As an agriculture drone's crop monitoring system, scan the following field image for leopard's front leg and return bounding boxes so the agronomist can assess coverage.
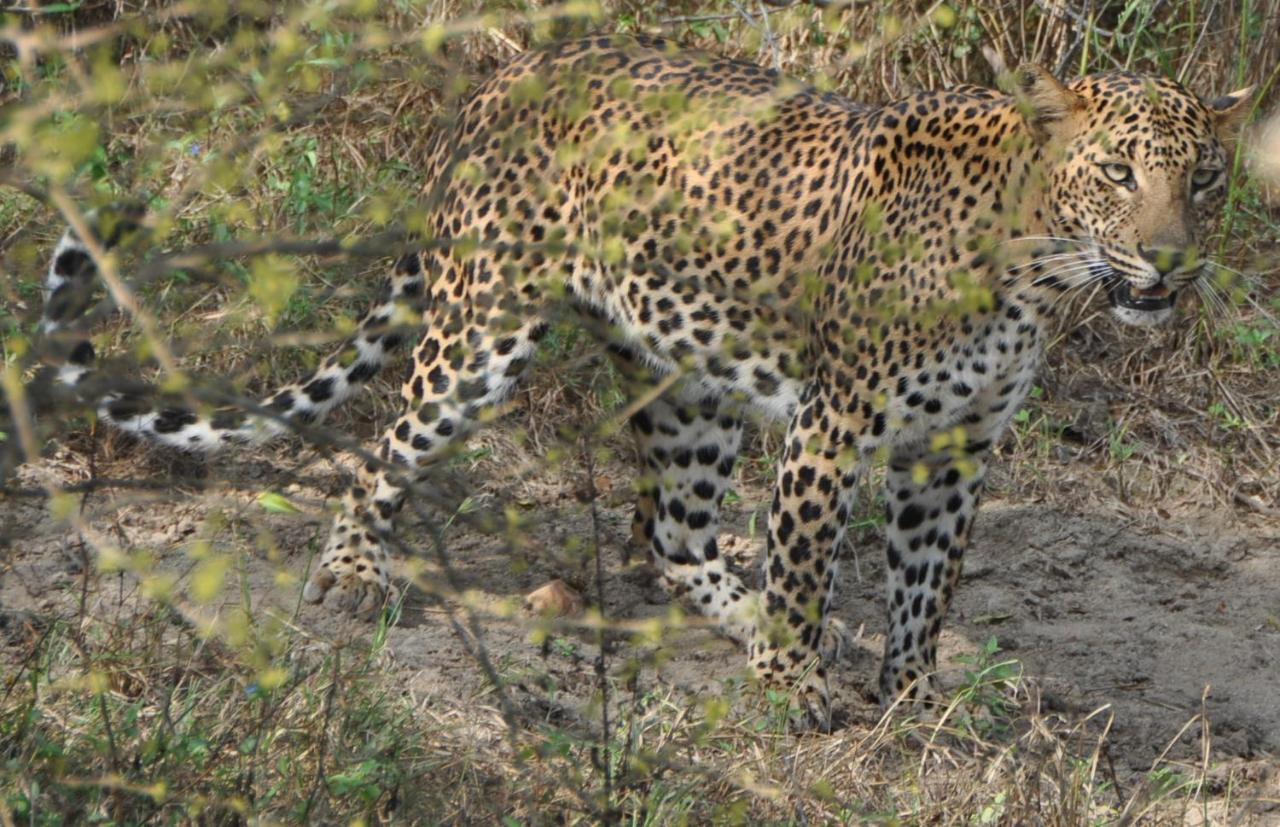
[878,448,989,708]
[749,392,859,729]
[302,486,402,619]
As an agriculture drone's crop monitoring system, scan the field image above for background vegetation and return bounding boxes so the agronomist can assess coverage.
[2,0,1278,823]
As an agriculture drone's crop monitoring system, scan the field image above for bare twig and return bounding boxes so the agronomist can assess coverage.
[582,439,614,819]
[1033,0,1116,38]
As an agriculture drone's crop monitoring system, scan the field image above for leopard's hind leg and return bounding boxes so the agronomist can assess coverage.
[302,252,548,616]
[629,385,758,641]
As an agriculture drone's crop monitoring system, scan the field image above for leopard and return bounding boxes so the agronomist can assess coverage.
[36,34,1251,727]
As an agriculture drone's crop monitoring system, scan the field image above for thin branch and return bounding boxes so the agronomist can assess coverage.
[662,1,809,25]
[0,170,50,206]
[1033,0,1116,38]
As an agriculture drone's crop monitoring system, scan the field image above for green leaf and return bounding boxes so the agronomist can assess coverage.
[191,553,232,603]
[257,491,302,514]
[35,0,83,12]
[247,256,300,325]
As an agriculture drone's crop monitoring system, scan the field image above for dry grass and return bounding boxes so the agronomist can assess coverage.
[3,0,1280,823]
[3,579,1272,823]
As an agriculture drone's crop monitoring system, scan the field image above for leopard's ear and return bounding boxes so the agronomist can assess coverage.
[1207,86,1254,152]
[1014,64,1084,140]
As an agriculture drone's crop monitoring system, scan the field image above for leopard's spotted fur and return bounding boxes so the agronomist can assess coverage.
[40,35,1251,725]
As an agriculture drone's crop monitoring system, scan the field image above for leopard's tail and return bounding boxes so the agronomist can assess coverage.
[39,217,425,453]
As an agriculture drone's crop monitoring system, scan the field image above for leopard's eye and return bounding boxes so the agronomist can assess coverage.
[1100,162,1136,188]
[1191,167,1221,189]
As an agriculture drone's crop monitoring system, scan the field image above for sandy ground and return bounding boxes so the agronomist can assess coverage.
[3,436,1278,794]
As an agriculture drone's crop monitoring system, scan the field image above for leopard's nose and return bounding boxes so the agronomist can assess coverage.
[1137,244,1187,276]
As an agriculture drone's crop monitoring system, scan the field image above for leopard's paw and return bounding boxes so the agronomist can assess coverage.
[754,650,833,733]
[764,667,833,733]
[793,672,834,733]
[303,558,397,620]
[878,664,945,719]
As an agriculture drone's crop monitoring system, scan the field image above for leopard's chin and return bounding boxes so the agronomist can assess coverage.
[1108,281,1177,327]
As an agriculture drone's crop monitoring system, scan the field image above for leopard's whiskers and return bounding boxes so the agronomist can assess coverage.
[1005,252,1091,274]
[1193,278,1230,323]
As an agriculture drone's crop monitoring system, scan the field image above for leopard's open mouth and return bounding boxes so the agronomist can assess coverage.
[1108,281,1177,313]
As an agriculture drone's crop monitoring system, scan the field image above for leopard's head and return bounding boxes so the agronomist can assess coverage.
[1018,66,1252,327]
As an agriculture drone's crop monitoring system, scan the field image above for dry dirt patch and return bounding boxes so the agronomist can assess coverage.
[3,442,1279,811]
